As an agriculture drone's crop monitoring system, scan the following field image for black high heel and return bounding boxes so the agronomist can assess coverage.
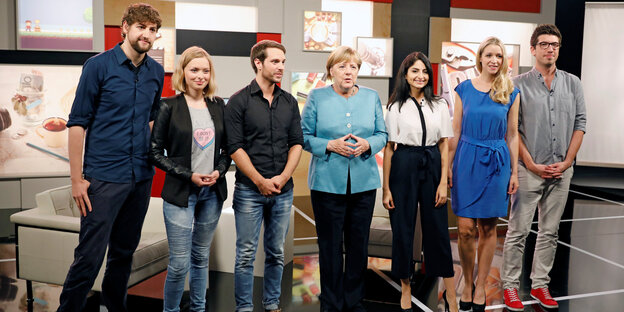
[458,283,475,312]
[443,290,450,312]
[472,284,486,312]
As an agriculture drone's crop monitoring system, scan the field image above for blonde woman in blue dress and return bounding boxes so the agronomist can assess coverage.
[448,37,520,312]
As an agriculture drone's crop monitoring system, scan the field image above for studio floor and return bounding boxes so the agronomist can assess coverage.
[0,181,623,311]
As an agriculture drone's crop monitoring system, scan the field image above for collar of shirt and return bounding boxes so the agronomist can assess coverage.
[112,42,151,69]
[530,66,559,80]
[249,78,283,99]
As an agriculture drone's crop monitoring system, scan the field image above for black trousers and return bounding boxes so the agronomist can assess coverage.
[389,145,454,279]
[57,176,152,312]
[311,184,376,312]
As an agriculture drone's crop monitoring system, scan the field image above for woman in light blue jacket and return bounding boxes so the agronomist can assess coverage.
[301,46,387,312]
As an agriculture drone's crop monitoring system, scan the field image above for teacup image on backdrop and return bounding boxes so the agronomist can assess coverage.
[36,117,67,148]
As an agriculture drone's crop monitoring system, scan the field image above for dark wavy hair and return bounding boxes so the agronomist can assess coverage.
[387,52,439,111]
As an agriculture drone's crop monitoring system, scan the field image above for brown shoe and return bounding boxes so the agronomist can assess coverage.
[265,309,281,312]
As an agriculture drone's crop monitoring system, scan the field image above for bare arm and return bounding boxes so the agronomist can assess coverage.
[68,126,92,216]
[270,144,303,190]
[382,142,395,209]
[230,148,279,196]
[506,95,520,194]
[448,92,463,187]
[435,138,449,206]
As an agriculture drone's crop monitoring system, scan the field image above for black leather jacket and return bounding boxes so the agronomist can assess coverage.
[149,94,230,207]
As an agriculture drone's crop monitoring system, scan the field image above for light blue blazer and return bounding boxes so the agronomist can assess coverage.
[301,85,387,194]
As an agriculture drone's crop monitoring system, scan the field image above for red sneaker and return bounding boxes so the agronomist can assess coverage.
[504,288,524,311]
[530,287,558,308]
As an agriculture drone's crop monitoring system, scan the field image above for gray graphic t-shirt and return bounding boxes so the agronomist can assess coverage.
[189,106,215,174]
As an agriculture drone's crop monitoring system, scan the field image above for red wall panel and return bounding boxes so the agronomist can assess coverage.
[450,0,540,13]
[256,33,282,43]
[104,25,122,50]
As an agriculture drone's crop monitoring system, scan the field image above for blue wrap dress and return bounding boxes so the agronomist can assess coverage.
[451,79,519,218]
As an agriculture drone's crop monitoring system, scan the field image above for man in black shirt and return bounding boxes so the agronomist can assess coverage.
[224,40,303,312]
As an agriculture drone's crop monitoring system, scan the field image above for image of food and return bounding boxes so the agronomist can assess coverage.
[291,72,333,112]
[0,64,82,177]
[303,11,341,52]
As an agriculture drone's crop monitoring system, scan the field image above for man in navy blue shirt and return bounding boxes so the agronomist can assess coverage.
[58,3,164,311]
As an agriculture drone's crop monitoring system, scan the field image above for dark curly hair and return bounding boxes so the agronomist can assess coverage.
[121,3,162,38]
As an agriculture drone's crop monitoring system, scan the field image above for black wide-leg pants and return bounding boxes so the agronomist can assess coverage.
[389,144,454,279]
[311,183,376,312]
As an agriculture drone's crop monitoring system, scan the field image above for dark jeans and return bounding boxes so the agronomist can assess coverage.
[57,176,152,312]
[311,186,376,312]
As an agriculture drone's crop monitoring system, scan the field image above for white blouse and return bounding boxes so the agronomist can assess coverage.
[385,97,453,146]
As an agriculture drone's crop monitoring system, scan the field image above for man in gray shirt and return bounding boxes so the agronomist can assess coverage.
[501,24,586,311]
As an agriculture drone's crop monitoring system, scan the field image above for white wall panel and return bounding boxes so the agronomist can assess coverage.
[175,2,258,32]
[322,0,373,48]
[578,3,624,167]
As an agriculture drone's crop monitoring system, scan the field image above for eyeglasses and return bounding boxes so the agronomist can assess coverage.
[537,41,561,50]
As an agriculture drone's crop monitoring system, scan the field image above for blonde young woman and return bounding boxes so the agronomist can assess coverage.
[150,46,230,312]
[448,37,519,312]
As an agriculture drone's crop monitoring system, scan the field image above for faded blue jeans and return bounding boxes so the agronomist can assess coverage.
[233,183,293,312]
[163,187,222,312]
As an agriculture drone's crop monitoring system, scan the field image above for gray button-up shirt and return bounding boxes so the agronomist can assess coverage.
[513,68,586,166]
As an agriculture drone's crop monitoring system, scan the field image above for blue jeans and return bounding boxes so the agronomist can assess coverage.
[163,187,223,312]
[233,183,293,312]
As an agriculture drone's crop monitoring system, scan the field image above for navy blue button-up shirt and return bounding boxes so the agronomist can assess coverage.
[67,43,164,183]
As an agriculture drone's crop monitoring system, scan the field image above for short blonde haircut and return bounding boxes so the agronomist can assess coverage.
[326,46,362,80]
[476,37,514,104]
[172,46,217,100]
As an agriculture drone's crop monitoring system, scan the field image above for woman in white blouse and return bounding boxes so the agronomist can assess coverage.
[382,52,458,312]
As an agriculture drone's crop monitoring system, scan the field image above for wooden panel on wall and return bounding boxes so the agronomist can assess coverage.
[428,17,451,63]
[373,2,392,38]
[104,0,175,27]
[450,0,540,13]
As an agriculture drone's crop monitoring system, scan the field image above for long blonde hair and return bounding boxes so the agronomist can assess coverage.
[172,46,217,100]
[476,37,514,104]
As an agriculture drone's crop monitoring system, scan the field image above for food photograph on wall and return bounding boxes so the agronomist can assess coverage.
[303,10,341,52]
[291,72,334,112]
[0,64,81,177]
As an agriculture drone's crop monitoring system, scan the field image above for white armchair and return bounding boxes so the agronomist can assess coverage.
[10,185,169,306]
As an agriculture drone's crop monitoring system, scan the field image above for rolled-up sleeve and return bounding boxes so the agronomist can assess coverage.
[224,95,246,155]
[302,90,331,159]
[67,58,101,129]
[572,77,587,133]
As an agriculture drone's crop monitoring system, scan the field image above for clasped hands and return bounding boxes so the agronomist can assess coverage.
[531,161,570,179]
[191,170,220,187]
[327,133,370,157]
[256,174,288,197]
